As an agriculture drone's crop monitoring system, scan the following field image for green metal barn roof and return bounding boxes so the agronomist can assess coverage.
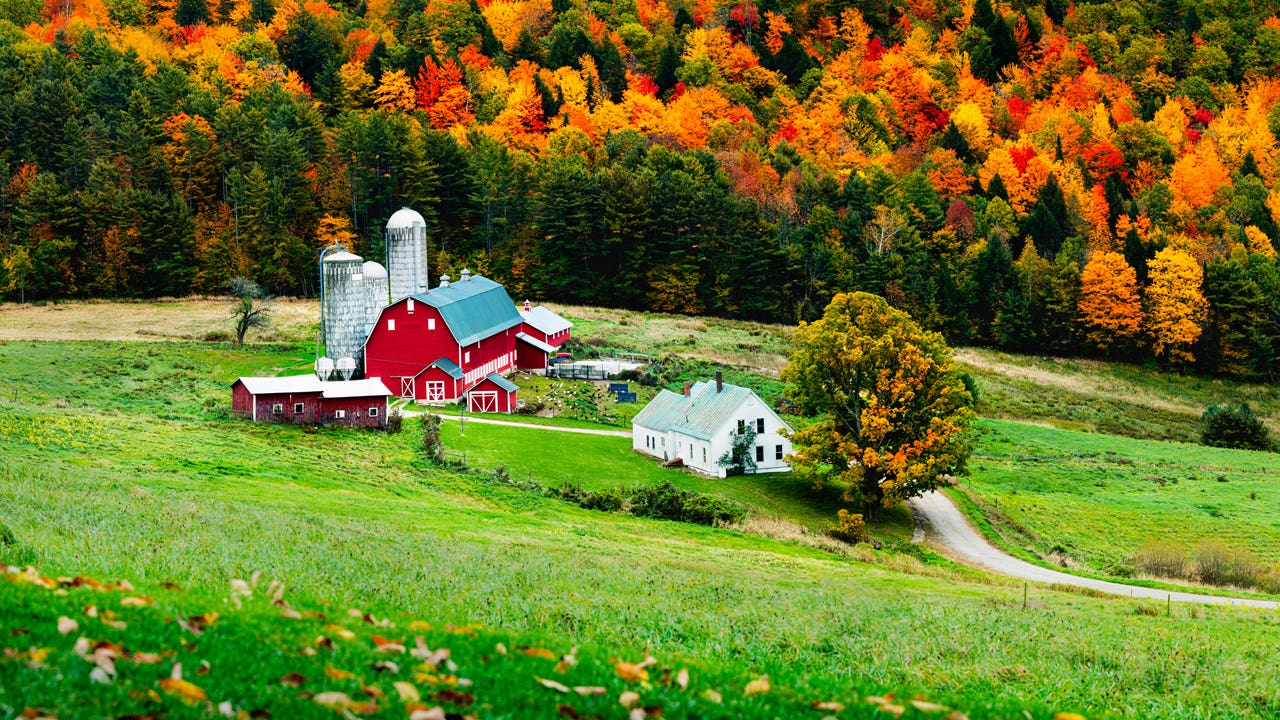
[412,276,523,346]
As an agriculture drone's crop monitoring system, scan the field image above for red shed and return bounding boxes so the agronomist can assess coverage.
[411,357,464,402]
[231,376,393,429]
[516,303,573,370]
[364,275,524,400]
[466,373,519,413]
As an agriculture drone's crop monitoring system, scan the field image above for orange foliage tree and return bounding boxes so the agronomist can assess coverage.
[1077,251,1143,353]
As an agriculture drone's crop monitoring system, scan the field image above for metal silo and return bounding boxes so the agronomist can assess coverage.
[385,207,428,302]
[322,250,366,375]
[362,260,389,335]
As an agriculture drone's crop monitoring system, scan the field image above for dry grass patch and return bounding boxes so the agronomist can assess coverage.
[0,298,318,343]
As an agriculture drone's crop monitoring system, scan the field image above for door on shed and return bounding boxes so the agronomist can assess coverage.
[400,377,414,397]
[469,391,497,413]
[425,381,445,402]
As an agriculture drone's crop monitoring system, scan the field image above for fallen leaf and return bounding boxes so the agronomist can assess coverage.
[619,691,641,708]
[407,707,445,720]
[324,625,355,641]
[430,689,473,706]
[614,662,650,683]
[407,621,431,631]
[945,713,970,720]
[311,692,353,710]
[131,652,166,665]
[57,617,77,635]
[372,660,399,673]
[280,673,306,688]
[494,643,507,655]
[699,689,722,704]
[163,582,182,591]
[536,677,570,693]
[675,669,689,690]
[121,596,153,608]
[325,666,356,681]
[573,686,606,696]
[813,701,846,712]
[911,700,950,713]
[393,681,420,703]
[361,684,385,699]
[280,604,303,620]
[158,678,207,705]
[521,647,557,660]
[89,666,113,684]
[744,676,770,697]
[1053,715,1087,720]
[867,696,905,718]
[84,606,98,618]
[217,700,236,717]
[230,579,252,597]
[557,704,580,720]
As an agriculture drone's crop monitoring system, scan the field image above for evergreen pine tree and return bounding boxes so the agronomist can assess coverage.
[987,173,1009,201]
[175,0,210,26]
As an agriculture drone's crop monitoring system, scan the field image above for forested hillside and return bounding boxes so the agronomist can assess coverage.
[2,0,1280,375]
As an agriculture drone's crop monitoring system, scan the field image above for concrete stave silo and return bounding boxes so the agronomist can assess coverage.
[322,250,366,374]
[361,260,389,335]
[385,207,428,302]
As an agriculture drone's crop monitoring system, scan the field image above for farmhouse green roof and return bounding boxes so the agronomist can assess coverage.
[632,381,758,441]
[413,276,523,347]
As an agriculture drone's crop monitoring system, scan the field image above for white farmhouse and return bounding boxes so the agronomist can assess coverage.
[631,373,793,477]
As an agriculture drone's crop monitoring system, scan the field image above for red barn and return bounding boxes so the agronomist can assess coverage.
[231,376,393,428]
[467,373,519,413]
[516,303,573,370]
[364,275,524,401]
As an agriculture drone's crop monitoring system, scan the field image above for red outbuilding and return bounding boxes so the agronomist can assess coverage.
[231,376,393,428]
[466,373,519,413]
[516,302,574,370]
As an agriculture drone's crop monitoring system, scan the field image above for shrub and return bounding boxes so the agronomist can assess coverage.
[628,482,745,525]
[513,401,546,416]
[1192,540,1263,588]
[828,509,869,544]
[385,409,403,434]
[422,414,444,462]
[1134,540,1189,579]
[1200,403,1274,451]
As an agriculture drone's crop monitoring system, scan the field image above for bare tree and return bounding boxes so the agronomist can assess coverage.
[861,205,907,257]
[227,276,271,345]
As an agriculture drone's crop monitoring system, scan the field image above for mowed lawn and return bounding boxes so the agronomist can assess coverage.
[962,419,1280,576]
[435,418,914,542]
[3,341,1280,717]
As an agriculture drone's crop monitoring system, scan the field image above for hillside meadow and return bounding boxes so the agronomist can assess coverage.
[3,338,1280,717]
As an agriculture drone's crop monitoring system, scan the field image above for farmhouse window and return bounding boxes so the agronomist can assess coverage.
[756,418,765,433]
[464,351,471,363]
[293,403,304,414]
[755,445,764,462]
[272,403,283,415]
[776,444,783,460]
[428,318,435,331]
[388,319,396,331]
[369,407,379,417]
[737,419,745,432]
[335,410,346,419]
[407,298,414,313]
[702,447,707,463]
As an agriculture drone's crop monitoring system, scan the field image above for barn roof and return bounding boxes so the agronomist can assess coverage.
[233,376,392,398]
[413,276,523,346]
[471,373,518,393]
[631,381,762,441]
[521,306,573,335]
[516,332,555,353]
[414,357,463,380]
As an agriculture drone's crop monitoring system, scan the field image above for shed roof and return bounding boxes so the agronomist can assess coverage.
[521,306,573,335]
[414,357,463,380]
[631,381,770,441]
[516,332,555,354]
[411,276,523,346]
[471,373,518,393]
[233,376,392,399]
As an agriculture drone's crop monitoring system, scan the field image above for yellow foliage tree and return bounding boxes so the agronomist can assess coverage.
[1144,247,1206,366]
[336,61,374,110]
[373,69,417,112]
[1077,251,1143,352]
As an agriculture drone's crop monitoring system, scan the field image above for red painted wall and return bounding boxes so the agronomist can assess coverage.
[318,396,388,429]
[458,329,516,387]
[519,323,570,349]
[516,341,547,370]
[466,378,517,413]
[413,365,462,401]
[232,383,253,414]
[247,391,324,424]
[365,300,457,392]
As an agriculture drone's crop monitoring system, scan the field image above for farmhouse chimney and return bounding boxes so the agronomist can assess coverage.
[440,274,451,288]
[716,371,723,393]
[683,381,691,397]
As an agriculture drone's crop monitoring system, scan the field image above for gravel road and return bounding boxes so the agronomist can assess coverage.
[909,490,1280,609]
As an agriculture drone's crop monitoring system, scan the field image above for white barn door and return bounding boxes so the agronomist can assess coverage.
[425,381,445,402]
[400,377,414,397]
[469,392,497,413]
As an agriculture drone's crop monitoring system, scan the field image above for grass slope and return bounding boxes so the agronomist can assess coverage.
[2,340,1280,717]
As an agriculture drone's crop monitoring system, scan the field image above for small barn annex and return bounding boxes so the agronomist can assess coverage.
[631,375,793,477]
[231,376,393,428]
[516,302,574,371]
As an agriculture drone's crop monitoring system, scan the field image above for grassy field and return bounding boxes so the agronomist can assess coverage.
[3,339,1280,717]
[956,420,1280,583]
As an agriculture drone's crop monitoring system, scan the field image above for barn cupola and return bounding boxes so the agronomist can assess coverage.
[440,274,451,288]
[460,268,472,282]
[523,299,531,312]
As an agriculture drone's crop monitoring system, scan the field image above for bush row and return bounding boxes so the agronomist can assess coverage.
[1134,539,1280,594]
[549,481,747,526]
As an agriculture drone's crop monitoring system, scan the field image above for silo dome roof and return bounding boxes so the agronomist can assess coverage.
[362,261,388,279]
[386,207,426,230]
[323,250,363,263]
